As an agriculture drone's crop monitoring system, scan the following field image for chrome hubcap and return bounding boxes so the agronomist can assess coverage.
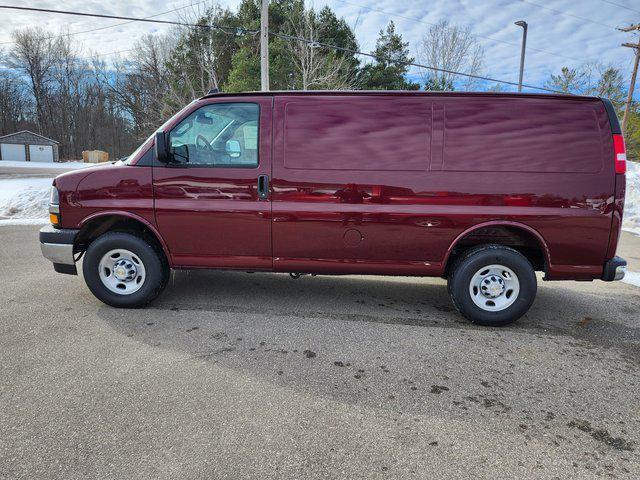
[98,249,146,295]
[469,264,519,312]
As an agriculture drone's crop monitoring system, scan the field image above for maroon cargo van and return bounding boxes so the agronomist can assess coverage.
[39,91,627,326]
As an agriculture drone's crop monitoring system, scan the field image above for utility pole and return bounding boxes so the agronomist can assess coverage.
[515,21,528,93]
[622,44,639,134]
[260,0,269,91]
[619,23,640,134]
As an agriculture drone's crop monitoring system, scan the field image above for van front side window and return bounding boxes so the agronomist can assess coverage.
[167,103,259,168]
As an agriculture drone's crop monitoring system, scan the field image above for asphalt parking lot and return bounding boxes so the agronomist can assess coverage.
[1,225,639,479]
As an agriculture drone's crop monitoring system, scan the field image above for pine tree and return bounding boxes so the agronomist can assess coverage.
[593,67,625,107]
[545,67,586,93]
[357,21,420,90]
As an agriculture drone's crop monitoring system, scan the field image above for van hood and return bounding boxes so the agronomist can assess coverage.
[53,161,119,193]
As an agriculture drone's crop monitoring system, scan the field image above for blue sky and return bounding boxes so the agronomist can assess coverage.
[0,0,638,95]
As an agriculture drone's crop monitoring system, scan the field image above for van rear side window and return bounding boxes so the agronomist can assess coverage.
[442,100,603,173]
[284,98,431,171]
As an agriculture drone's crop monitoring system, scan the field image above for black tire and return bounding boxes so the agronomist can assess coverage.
[447,245,537,326]
[82,232,169,308]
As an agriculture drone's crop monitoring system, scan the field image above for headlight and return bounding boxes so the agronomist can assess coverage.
[49,186,60,226]
[50,186,59,205]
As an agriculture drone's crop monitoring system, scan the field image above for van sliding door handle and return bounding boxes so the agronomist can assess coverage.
[257,174,269,200]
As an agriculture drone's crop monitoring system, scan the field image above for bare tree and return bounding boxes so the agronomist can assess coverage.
[289,10,355,90]
[95,33,176,139]
[48,34,87,157]
[168,4,242,99]
[0,1,366,159]
[130,33,177,119]
[7,27,59,132]
[416,20,484,91]
[4,26,141,159]
[0,69,30,133]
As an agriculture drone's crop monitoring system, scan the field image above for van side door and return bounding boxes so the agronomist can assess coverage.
[271,95,438,275]
[153,97,273,269]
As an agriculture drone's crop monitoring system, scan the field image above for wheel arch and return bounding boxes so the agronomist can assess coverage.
[443,221,551,277]
[75,211,171,266]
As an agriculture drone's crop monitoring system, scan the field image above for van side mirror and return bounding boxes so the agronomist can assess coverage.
[225,140,241,158]
[154,131,168,163]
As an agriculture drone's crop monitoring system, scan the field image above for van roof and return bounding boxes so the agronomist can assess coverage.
[200,90,600,102]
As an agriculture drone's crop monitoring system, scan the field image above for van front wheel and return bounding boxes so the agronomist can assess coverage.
[448,245,537,326]
[82,232,168,308]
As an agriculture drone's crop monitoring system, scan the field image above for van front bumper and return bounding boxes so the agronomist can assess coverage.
[39,225,79,275]
[602,256,626,281]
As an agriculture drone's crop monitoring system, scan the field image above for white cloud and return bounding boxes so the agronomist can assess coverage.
[0,0,638,93]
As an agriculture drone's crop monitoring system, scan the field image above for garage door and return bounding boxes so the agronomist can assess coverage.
[1,143,26,161]
[28,144,53,163]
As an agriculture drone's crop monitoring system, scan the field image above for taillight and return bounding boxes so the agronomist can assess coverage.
[613,134,626,174]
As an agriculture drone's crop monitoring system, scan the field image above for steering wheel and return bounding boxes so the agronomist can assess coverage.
[196,134,213,151]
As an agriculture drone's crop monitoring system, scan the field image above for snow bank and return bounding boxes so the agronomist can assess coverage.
[622,161,640,236]
[0,162,91,225]
[0,178,52,222]
[0,160,89,169]
[622,271,640,288]
[0,218,49,226]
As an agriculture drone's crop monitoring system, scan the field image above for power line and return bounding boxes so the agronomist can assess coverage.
[0,4,565,94]
[333,0,588,63]
[0,5,258,35]
[517,0,621,31]
[599,0,640,16]
[272,31,565,94]
[0,1,210,47]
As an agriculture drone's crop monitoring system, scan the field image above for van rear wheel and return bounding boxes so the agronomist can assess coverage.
[82,232,168,308]
[448,245,536,326]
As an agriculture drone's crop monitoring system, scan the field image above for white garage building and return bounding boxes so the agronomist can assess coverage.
[0,130,60,163]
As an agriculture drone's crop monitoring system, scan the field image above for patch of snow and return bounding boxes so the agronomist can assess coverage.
[0,178,53,220]
[0,160,90,169]
[623,161,640,236]
[621,271,640,288]
[0,218,48,226]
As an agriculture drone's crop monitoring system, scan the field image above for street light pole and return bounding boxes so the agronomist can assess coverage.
[260,0,269,91]
[515,21,528,93]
